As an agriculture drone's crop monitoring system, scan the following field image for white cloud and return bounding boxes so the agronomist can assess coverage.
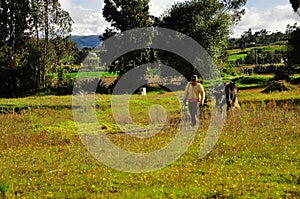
[231,4,300,37]
[59,0,73,10]
[60,0,300,37]
[149,0,184,17]
[60,0,188,35]
[60,0,108,35]
[71,12,110,35]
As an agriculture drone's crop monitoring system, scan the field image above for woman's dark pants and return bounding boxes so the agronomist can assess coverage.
[188,101,198,126]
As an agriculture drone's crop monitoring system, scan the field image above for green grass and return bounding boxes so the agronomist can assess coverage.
[231,75,274,89]
[227,44,287,62]
[256,45,288,52]
[0,90,299,198]
[228,53,247,62]
[228,45,287,55]
[51,71,119,79]
[220,75,274,90]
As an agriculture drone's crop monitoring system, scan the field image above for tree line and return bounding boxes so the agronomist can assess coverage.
[1,0,299,97]
[0,0,77,97]
[228,28,290,49]
[101,0,247,80]
[101,0,300,83]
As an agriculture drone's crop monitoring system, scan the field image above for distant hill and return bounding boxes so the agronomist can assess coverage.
[69,35,102,50]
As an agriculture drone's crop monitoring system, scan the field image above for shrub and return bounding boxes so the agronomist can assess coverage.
[233,76,272,85]
[261,81,292,93]
[254,65,277,74]
[291,76,300,85]
[274,67,291,81]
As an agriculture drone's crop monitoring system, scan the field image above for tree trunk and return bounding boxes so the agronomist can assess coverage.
[43,0,49,87]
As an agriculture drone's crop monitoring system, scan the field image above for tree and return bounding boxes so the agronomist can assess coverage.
[287,1,300,70]
[40,0,73,87]
[223,0,247,23]
[29,0,73,87]
[102,0,155,39]
[288,27,300,65]
[101,0,246,79]
[244,51,255,65]
[101,0,156,76]
[52,36,77,66]
[0,0,73,96]
[290,0,300,13]
[74,47,92,65]
[27,0,73,88]
[0,0,31,96]
[158,0,246,78]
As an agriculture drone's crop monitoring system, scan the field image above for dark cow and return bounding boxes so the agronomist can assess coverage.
[224,82,239,111]
[212,82,240,114]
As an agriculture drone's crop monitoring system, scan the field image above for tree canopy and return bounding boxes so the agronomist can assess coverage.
[101,0,157,77]
[288,1,300,66]
[101,0,156,40]
[101,0,246,78]
[0,0,74,96]
[290,0,300,13]
[288,27,300,64]
[158,0,246,78]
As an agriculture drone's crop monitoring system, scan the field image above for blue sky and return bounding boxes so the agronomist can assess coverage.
[60,0,300,37]
[246,0,290,10]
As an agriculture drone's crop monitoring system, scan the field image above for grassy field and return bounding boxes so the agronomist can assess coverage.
[227,44,287,62]
[0,89,299,198]
[221,75,274,89]
[228,53,247,62]
[51,71,119,80]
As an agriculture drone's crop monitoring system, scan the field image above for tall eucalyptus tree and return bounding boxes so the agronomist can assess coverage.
[29,0,73,87]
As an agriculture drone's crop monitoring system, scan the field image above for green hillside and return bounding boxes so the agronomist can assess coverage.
[227,44,287,63]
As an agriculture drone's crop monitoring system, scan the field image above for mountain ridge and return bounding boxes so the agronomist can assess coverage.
[69,35,102,50]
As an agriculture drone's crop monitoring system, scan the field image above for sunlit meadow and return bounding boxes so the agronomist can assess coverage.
[0,90,299,198]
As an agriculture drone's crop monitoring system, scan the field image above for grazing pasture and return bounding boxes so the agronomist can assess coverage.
[227,44,287,63]
[0,90,299,198]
